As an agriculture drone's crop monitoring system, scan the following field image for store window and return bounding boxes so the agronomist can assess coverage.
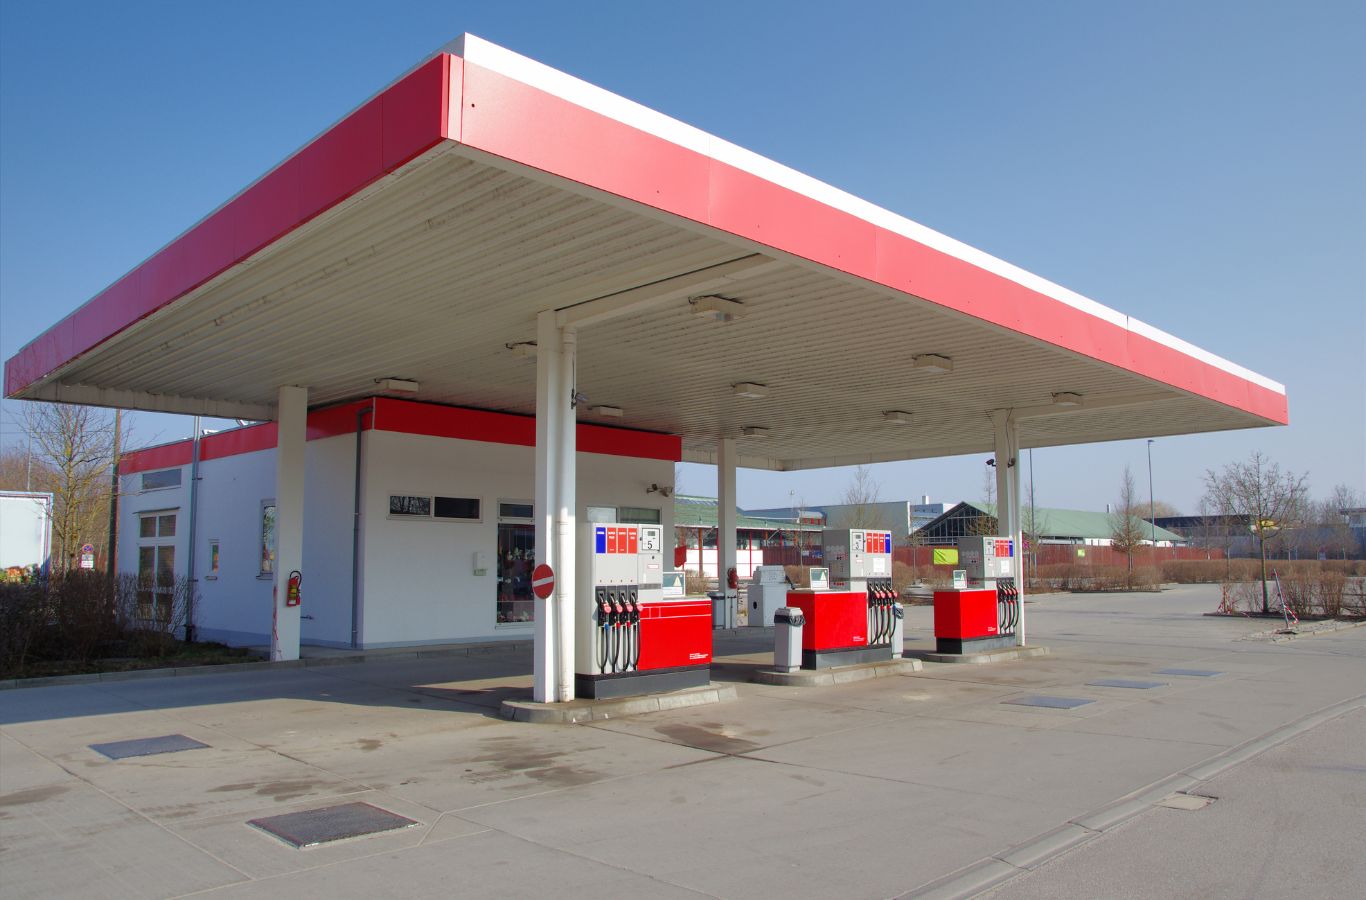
[141,469,182,491]
[137,511,177,623]
[497,500,535,625]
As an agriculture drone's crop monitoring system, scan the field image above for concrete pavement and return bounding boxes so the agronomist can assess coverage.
[1,584,1363,898]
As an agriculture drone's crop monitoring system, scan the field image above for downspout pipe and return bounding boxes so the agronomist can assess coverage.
[184,416,201,643]
[350,401,375,649]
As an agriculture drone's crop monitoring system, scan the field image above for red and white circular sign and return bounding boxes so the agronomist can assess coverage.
[531,564,556,599]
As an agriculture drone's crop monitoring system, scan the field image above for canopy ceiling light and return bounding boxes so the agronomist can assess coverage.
[505,341,537,358]
[1052,391,1085,407]
[374,378,419,393]
[912,354,954,374]
[592,405,624,418]
[732,382,768,399]
[882,410,913,425]
[741,426,770,438]
[689,295,746,322]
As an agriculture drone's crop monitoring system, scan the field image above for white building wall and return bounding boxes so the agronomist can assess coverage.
[118,425,675,650]
[358,430,674,648]
[188,449,276,645]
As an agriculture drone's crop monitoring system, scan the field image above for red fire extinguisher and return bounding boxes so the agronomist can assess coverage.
[726,567,738,591]
[285,570,302,607]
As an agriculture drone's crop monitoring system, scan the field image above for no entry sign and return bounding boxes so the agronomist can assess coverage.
[531,564,555,599]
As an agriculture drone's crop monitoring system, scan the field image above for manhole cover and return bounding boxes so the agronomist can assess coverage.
[1002,695,1094,709]
[90,734,209,759]
[1087,679,1167,689]
[1155,668,1223,677]
[248,802,419,848]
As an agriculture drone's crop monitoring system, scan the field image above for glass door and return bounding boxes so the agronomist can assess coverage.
[496,521,535,625]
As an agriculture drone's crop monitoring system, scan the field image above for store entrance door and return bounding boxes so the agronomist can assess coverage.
[496,521,535,625]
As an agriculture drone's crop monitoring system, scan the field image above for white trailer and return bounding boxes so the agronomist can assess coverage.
[0,491,53,576]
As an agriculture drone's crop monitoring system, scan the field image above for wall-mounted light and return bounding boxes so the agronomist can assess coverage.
[1051,392,1084,407]
[741,426,770,438]
[882,410,913,425]
[374,378,419,393]
[592,405,624,418]
[912,354,953,374]
[646,483,674,497]
[690,295,746,322]
[505,341,538,358]
[732,382,768,399]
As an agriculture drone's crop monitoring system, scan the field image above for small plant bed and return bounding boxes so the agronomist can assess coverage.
[10,641,256,680]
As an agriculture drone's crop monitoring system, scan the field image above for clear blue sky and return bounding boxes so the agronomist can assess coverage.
[2,0,1362,513]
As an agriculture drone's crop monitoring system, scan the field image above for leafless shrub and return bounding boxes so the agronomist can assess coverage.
[684,569,710,596]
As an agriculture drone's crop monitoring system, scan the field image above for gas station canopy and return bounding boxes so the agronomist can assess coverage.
[4,35,1287,469]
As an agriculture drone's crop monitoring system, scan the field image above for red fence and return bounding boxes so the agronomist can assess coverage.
[762,544,1224,571]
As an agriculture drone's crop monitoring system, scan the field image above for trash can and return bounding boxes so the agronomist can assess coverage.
[709,592,727,629]
[889,602,904,659]
[774,606,805,672]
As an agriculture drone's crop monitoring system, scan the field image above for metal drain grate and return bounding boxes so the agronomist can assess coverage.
[1155,668,1223,677]
[1087,679,1167,689]
[1002,695,1094,709]
[90,734,209,759]
[248,802,419,848]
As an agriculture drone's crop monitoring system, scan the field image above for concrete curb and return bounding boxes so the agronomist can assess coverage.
[499,683,738,724]
[905,646,1050,666]
[0,640,534,691]
[901,692,1366,898]
[752,657,922,686]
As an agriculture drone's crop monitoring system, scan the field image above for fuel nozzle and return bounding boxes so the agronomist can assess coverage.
[627,588,640,624]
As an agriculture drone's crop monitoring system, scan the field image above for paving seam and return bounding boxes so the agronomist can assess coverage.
[900,691,1366,899]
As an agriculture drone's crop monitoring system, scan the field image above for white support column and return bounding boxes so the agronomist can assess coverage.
[1009,426,1027,647]
[271,385,308,662]
[555,327,578,702]
[532,312,561,702]
[717,437,738,628]
[991,409,1024,647]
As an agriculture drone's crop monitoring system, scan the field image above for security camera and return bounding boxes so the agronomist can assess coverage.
[647,483,675,497]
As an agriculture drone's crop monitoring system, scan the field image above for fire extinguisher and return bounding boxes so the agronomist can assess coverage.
[285,570,302,607]
[726,567,738,591]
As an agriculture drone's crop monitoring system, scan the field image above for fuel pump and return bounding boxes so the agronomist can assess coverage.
[575,523,712,699]
[820,528,897,649]
[783,528,901,669]
[932,536,1019,654]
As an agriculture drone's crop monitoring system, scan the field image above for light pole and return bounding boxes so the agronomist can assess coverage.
[1146,440,1157,555]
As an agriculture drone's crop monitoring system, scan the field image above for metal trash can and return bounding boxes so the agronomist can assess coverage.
[709,592,725,629]
[889,603,904,659]
[774,606,805,672]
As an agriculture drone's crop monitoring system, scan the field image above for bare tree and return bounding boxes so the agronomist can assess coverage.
[19,404,126,572]
[1202,451,1309,613]
[1110,465,1147,585]
[1315,485,1363,560]
[840,465,884,529]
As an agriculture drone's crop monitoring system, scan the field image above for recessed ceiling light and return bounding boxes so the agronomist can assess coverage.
[374,378,419,393]
[741,426,770,438]
[1052,392,1084,407]
[690,295,746,322]
[912,354,953,374]
[883,410,913,425]
[732,382,768,399]
[592,405,624,418]
[505,341,537,358]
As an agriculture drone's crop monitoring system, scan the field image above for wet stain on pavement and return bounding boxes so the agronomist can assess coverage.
[461,737,605,788]
[654,722,761,755]
[208,778,328,801]
[357,738,383,752]
[0,785,69,807]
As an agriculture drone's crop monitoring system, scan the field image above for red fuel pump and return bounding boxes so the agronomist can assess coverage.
[576,523,712,699]
[933,537,1020,654]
